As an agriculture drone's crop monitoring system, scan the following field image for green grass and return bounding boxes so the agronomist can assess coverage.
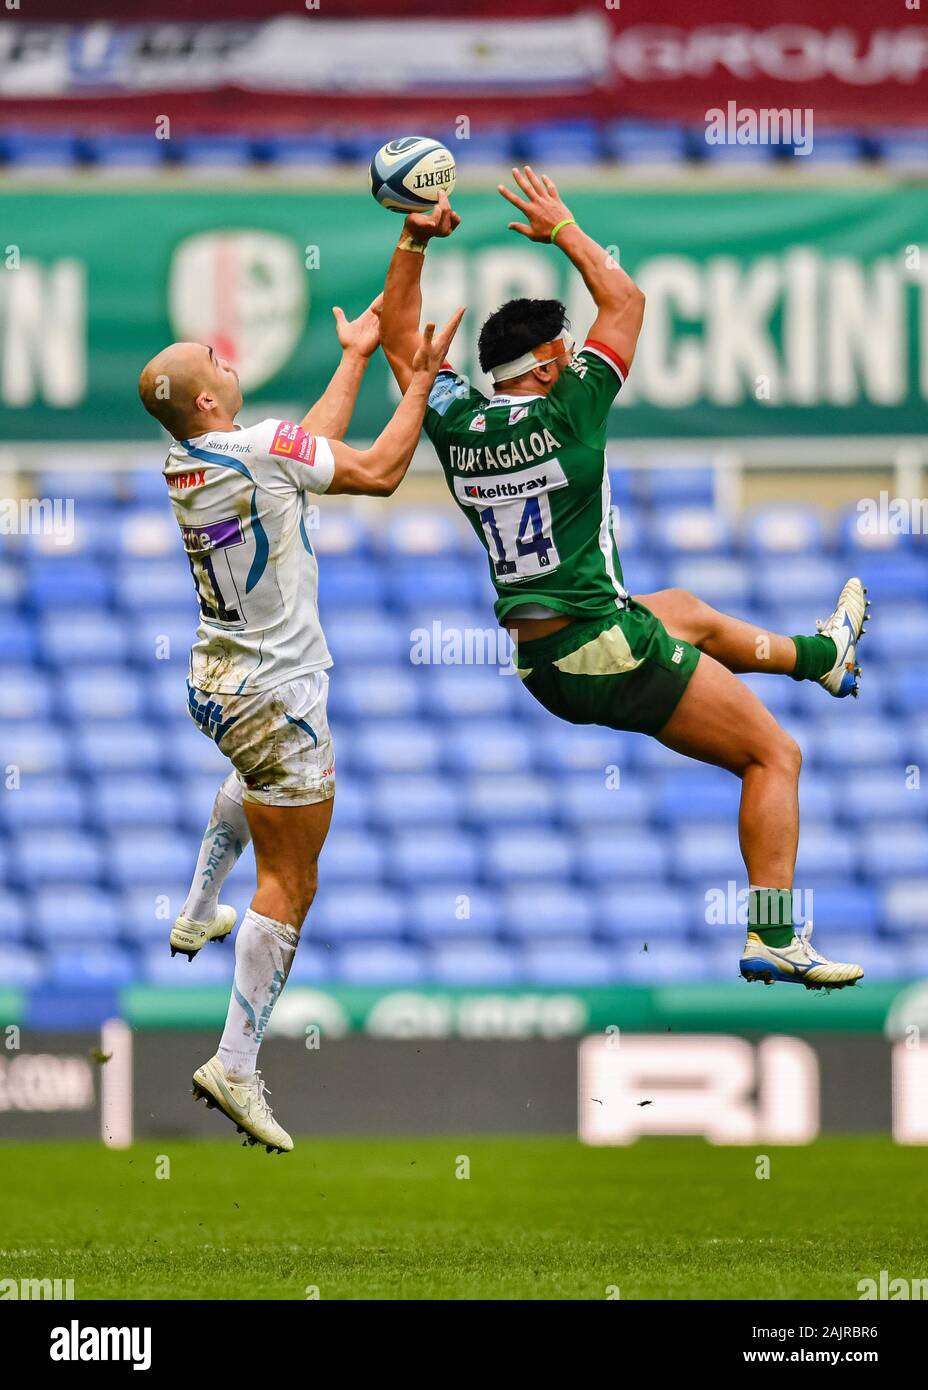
[0,1136,924,1299]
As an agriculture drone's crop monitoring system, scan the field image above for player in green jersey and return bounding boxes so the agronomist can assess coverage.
[380,167,869,991]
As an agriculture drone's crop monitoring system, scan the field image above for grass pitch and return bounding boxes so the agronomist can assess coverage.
[0,1135,924,1300]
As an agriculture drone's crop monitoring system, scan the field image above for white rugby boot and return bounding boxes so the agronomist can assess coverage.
[816,577,869,698]
[740,922,864,990]
[169,905,236,961]
[192,1054,293,1154]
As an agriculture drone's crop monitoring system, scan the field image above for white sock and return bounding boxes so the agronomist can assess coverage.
[218,909,299,1080]
[182,773,250,923]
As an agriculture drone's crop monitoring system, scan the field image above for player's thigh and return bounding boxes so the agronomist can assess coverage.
[244,797,334,886]
[657,651,797,777]
[633,588,711,645]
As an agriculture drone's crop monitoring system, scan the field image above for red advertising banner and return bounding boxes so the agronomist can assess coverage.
[0,2,924,131]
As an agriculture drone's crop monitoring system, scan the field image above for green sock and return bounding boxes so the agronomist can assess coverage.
[790,633,837,682]
[749,887,794,947]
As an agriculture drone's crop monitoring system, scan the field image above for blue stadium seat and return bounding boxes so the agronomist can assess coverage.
[0,617,38,663]
[74,724,163,776]
[142,946,231,986]
[0,723,71,776]
[346,721,442,775]
[613,941,712,983]
[86,134,165,169]
[391,830,479,883]
[47,945,136,987]
[836,771,925,825]
[887,665,928,717]
[0,776,84,833]
[61,667,145,723]
[3,132,79,168]
[310,886,404,941]
[650,508,732,556]
[484,829,575,884]
[258,134,339,167]
[161,721,227,778]
[407,885,501,939]
[700,141,776,169]
[754,557,843,609]
[576,829,668,885]
[794,826,858,880]
[32,887,120,942]
[0,892,26,943]
[463,774,556,828]
[420,667,518,720]
[175,135,255,167]
[537,725,629,775]
[317,557,388,610]
[866,606,928,661]
[675,823,741,881]
[90,775,181,831]
[380,508,469,558]
[861,555,928,602]
[107,830,191,888]
[428,941,520,986]
[812,719,905,770]
[287,943,334,983]
[0,945,44,985]
[522,942,614,985]
[443,722,536,775]
[41,611,129,666]
[388,558,482,609]
[332,667,421,720]
[13,831,103,888]
[795,130,863,166]
[0,669,51,721]
[802,884,878,936]
[120,884,189,943]
[500,886,594,938]
[667,556,750,608]
[559,774,651,829]
[654,769,739,826]
[595,885,694,940]
[451,129,516,164]
[368,774,462,830]
[318,830,387,884]
[882,880,928,934]
[27,557,113,609]
[816,932,904,981]
[336,942,426,985]
[745,506,825,555]
[520,119,601,165]
[325,612,410,666]
[860,826,928,880]
[326,780,370,832]
[604,120,688,166]
[117,560,196,612]
[877,129,928,169]
[634,462,716,507]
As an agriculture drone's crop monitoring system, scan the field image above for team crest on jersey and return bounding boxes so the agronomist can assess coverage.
[508,405,529,425]
[470,413,486,432]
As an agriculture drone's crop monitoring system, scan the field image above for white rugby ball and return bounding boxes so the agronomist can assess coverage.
[369,136,456,213]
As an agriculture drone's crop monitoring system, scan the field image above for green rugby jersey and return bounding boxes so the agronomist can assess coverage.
[424,339,629,623]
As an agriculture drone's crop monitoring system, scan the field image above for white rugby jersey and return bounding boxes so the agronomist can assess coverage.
[163,418,335,694]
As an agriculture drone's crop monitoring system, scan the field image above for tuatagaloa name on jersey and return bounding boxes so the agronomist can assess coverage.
[449,427,562,473]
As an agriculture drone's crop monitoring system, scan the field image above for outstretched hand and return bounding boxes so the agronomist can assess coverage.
[332,293,383,359]
[498,165,574,242]
[411,307,466,379]
[403,189,461,244]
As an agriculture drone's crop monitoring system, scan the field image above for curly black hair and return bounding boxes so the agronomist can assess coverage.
[477,298,568,377]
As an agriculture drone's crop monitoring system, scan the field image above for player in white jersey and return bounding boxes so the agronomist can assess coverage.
[138,298,463,1151]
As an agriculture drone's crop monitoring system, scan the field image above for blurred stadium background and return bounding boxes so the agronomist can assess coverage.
[1,0,927,1150]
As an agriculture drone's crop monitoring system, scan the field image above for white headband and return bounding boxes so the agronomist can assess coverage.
[489,331,575,384]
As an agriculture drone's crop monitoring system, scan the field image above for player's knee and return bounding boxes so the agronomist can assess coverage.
[770,729,802,779]
[666,588,714,642]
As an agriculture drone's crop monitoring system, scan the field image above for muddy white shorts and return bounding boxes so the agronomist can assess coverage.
[186,670,335,807]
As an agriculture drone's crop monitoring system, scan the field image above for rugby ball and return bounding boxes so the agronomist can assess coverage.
[369,136,457,213]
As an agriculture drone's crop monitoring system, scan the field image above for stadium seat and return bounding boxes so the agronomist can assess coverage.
[107,830,191,888]
[463,774,556,829]
[121,884,190,943]
[32,887,120,942]
[484,830,575,884]
[429,941,520,986]
[882,881,928,935]
[13,831,104,888]
[522,942,615,985]
[319,830,387,884]
[368,774,462,829]
[0,892,27,943]
[745,506,825,555]
[336,942,426,985]
[46,945,136,987]
[310,886,405,941]
[604,120,688,166]
[74,724,164,776]
[0,945,45,985]
[558,774,651,830]
[257,134,339,167]
[407,886,502,939]
[614,941,712,983]
[391,830,479,884]
[576,828,669,885]
[0,776,84,833]
[142,945,232,986]
[2,131,79,168]
[86,134,166,169]
[860,826,928,880]
[520,120,602,165]
[333,667,421,720]
[595,885,694,940]
[174,135,255,168]
[90,775,181,831]
[501,886,594,938]
[61,668,146,723]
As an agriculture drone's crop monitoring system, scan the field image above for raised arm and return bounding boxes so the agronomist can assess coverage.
[300,295,383,439]
[499,166,645,369]
[328,308,464,496]
[380,189,461,394]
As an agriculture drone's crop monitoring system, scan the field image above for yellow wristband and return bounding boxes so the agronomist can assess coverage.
[398,235,427,254]
[550,217,577,243]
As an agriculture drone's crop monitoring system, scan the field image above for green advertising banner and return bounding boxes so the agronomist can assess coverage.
[0,183,925,442]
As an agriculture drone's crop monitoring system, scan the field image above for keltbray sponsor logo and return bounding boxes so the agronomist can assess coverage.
[169,231,306,392]
[454,458,568,506]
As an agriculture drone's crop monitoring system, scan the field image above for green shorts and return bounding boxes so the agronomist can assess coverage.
[514,601,701,737]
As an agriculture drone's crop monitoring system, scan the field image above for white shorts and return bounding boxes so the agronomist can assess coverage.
[187,671,335,807]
